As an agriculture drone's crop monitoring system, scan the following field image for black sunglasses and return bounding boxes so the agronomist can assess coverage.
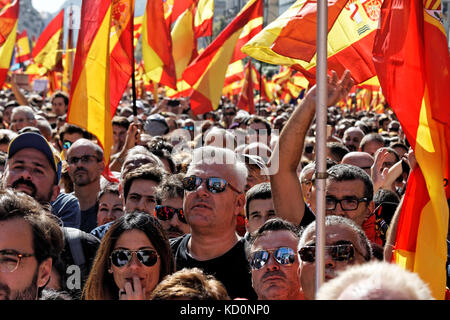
[110,249,159,268]
[182,175,242,194]
[298,243,356,263]
[249,247,296,270]
[154,205,186,224]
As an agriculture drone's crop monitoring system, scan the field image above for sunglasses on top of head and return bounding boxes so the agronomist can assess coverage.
[182,175,242,194]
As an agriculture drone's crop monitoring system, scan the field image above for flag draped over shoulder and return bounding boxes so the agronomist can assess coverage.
[0,0,19,87]
[109,0,134,116]
[182,0,263,115]
[242,0,381,84]
[15,30,31,63]
[68,0,113,165]
[142,0,177,90]
[32,9,64,72]
[373,0,450,299]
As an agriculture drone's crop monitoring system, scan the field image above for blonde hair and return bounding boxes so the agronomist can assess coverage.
[316,261,434,300]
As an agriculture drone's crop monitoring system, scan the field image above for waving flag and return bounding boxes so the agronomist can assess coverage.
[68,0,113,165]
[15,29,31,63]
[237,59,255,113]
[194,0,214,37]
[0,0,18,87]
[133,15,143,47]
[109,0,134,115]
[182,0,263,115]
[32,9,64,72]
[142,0,177,89]
[373,0,450,299]
[242,0,381,84]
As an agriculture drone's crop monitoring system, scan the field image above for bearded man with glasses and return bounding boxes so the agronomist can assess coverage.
[0,189,64,300]
[67,139,105,233]
[298,215,373,300]
[170,146,257,300]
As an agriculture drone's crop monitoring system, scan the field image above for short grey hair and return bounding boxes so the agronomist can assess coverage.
[188,146,248,191]
[298,215,372,261]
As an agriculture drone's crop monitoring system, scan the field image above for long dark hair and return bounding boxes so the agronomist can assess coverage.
[82,212,175,300]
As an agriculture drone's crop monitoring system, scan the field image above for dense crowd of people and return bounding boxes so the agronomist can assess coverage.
[0,70,447,301]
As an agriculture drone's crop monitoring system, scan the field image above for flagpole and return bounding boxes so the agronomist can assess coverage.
[315,0,328,297]
[130,13,137,118]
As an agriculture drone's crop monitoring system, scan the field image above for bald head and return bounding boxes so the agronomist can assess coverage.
[68,138,103,161]
[341,151,373,175]
[343,127,365,152]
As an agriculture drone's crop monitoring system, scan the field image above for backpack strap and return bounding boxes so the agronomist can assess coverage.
[63,227,86,267]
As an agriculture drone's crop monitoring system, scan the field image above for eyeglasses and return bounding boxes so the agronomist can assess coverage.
[0,250,34,273]
[67,155,100,165]
[154,205,186,224]
[182,175,242,194]
[298,243,358,263]
[249,247,296,270]
[62,140,72,150]
[110,249,159,268]
[325,196,368,211]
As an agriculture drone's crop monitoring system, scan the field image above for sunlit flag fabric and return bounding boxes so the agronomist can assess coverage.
[109,0,134,116]
[242,0,381,85]
[373,0,450,299]
[182,0,263,115]
[0,0,18,88]
[236,59,255,114]
[32,9,64,72]
[15,29,31,63]
[68,0,114,168]
[142,0,177,90]
[194,0,214,38]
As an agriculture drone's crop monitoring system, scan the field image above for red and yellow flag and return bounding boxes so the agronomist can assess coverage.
[15,29,31,63]
[109,0,134,116]
[32,9,64,72]
[243,0,381,84]
[194,0,214,38]
[0,0,18,87]
[237,59,255,114]
[68,0,113,166]
[373,0,450,299]
[182,0,263,115]
[142,0,177,90]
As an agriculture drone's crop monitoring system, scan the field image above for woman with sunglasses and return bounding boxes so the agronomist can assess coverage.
[82,212,175,300]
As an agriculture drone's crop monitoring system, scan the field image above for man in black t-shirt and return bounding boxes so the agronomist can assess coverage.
[170,146,257,300]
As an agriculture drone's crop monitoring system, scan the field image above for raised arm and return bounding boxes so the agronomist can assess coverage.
[269,70,354,225]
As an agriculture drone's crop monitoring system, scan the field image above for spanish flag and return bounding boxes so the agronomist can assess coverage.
[242,0,381,84]
[109,0,134,116]
[373,0,450,299]
[142,0,177,90]
[68,0,113,165]
[0,0,19,88]
[194,0,214,38]
[15,29,31,63]
[182,0,263,115]
[32,9,64,72]
[237,59,255,114]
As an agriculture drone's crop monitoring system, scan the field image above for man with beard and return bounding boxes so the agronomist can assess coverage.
[66,139,105,233]
[246,218,304,300]
[0,188,64,300]
[2,132,81,229]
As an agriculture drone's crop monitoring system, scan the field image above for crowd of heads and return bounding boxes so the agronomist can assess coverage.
[0,74,442,301]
